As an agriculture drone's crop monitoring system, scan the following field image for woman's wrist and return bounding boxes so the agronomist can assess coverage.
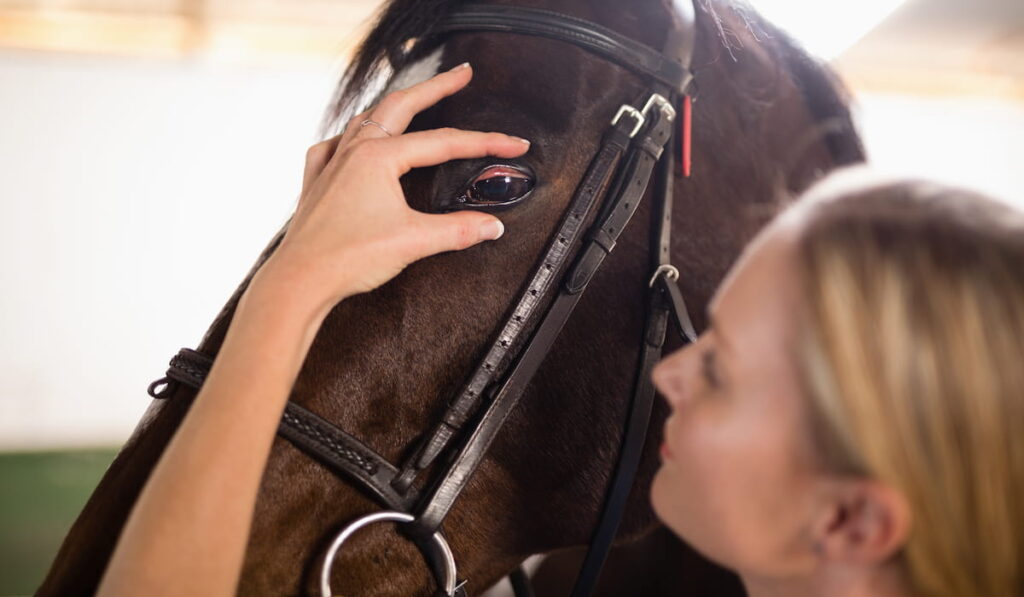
[244,254,348,330]
[230,276,329,379]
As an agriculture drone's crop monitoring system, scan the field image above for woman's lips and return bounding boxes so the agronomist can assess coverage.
[660,417,675,460]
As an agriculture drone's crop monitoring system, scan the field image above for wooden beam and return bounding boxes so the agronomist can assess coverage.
[0,7,372,63]
[835,61,1024,101]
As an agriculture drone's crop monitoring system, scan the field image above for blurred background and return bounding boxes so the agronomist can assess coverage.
[0,0,1021,594]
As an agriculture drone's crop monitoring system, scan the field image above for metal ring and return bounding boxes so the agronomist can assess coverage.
[359,119,393,137]
[648,264,680,288]
[320,511,458,597]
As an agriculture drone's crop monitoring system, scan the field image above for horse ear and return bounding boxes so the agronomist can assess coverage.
[687,1,865,174]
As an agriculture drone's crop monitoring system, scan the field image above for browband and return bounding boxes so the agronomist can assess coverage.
[435,3,694,91]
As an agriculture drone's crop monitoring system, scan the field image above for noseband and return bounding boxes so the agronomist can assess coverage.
[148,3,700,596]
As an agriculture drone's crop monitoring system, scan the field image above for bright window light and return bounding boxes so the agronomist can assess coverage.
[749,0,907,59]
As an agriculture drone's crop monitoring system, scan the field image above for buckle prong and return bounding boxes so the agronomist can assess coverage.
[611,104,645,138]
[642,93,676,122]
[648,264,680,288]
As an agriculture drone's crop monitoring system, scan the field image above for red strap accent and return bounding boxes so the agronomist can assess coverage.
[682,95,692,178]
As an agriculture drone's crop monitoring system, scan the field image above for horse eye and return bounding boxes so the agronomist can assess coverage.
[459,166,535,207]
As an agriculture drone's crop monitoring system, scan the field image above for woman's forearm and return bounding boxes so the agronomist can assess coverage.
[95,63,517,596]
[98,267,332,597]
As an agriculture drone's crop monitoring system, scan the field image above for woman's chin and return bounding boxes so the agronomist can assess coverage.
[650,467,730,571]
[649,466,678,531]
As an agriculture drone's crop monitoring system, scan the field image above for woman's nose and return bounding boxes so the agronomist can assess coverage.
[652,347,696,408]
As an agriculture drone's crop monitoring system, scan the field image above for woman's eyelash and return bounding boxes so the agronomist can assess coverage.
[701,349,719,388]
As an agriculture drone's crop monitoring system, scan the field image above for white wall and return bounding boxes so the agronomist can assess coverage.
[0,49,1021,450]
[852,91,1024,206]
[0,49,344,449]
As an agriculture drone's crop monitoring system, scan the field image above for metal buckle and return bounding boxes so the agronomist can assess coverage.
[610,104,645,138]
[611,93,676,140]
[648,264,680,288]
[320,511,459,597]
[642,93,676,122]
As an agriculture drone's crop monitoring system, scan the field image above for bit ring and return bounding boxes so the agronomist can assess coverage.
[320,511,458,597]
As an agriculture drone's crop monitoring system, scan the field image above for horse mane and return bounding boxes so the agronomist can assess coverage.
[319,0,863,167]
[319,0,467,134]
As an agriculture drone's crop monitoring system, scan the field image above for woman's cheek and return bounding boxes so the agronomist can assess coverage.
[650,416,713,541]
[651,407,753,569]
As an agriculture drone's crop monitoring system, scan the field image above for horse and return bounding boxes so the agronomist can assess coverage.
[38,0,864,595]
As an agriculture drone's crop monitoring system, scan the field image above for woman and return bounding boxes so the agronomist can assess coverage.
[651,170,1024,596]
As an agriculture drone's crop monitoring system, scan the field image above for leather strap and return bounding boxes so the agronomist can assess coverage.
[152,349,418,511]
[571,287,671,596]
[436,4,693,91]
[147,348,215,398]
[279,402,417,511]
[391,114,639,495]
[569,90,690,594]
[409,93,677,538]
[657,273,698,344]
[668,0,697,78]
[150,350,468,595]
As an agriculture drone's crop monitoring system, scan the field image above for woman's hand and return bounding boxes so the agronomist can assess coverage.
[253,62,530,318]
[100,63,533,597]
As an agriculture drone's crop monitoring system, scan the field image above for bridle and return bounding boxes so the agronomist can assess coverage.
[150,4,699,594]
[147,3,700,596]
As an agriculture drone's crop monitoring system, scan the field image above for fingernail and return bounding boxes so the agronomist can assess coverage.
[450,62,471,72]
[513,136,531,146]
[479,219,504,242]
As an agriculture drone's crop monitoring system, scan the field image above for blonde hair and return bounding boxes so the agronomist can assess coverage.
[792,172,1024,597]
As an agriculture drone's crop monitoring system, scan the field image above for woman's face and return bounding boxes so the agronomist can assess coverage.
[650,218,822,578]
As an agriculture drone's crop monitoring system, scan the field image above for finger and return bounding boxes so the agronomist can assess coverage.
[340,109,372,146]
[381,128,531,174]
[405,211,505,260]
[354,118,394,141]
[365,62,474,137]
[301,135,343,197]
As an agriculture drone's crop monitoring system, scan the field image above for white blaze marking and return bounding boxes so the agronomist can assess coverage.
[382,45,446,97]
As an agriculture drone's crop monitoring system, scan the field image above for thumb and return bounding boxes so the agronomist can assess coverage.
[410,211,505,259]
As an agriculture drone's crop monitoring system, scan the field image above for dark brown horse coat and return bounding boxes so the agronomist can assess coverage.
[39,1,863,595]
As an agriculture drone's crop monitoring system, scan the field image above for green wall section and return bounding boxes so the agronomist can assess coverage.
[0,448,119,596]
